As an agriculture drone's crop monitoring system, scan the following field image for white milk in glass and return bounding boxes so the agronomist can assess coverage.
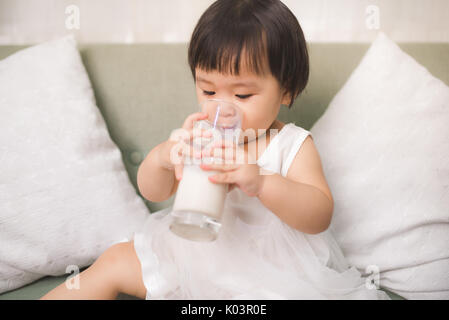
[173,164,228,220]
[169,99,242,242]
[171,163,228,241]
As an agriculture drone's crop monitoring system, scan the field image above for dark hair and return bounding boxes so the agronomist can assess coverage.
[188,0,309,108]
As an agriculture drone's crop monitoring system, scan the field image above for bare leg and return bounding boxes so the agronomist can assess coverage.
[40,241,147,300]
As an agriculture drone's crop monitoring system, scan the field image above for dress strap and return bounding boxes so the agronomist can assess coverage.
[256,123,311,177]
[280,124,312,177]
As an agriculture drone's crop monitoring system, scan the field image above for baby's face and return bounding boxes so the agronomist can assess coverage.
[194,62,289,139]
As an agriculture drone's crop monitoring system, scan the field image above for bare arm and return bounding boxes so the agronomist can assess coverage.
[257,135,334,234]
[257,174,333,234]
[137,140,180,203]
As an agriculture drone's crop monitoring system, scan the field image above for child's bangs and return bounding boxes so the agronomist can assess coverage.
[190,26,269,77]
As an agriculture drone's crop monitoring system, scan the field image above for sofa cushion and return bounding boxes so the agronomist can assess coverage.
[310,32,449,299]
[0,35,148,294]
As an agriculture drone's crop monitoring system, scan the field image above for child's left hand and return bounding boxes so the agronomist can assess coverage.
[198,139,265,197]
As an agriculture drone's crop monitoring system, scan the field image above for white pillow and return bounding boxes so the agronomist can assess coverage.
[310,32,449,300]
[0,35,148,294]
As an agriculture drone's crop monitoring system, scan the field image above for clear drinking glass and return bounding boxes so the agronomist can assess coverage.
[169,99,243,241]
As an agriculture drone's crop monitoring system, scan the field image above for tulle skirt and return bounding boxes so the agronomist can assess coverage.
[133,204,390,300]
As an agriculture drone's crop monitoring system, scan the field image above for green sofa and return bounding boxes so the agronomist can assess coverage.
[1,41,447,300]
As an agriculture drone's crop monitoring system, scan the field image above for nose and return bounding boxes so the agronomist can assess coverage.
[217,105,236,118]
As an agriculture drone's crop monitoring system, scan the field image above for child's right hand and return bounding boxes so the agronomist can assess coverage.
[158,111,212,180]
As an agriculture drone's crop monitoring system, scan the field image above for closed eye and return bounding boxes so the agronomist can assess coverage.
[202,90,252,99]
[236,94,252,99]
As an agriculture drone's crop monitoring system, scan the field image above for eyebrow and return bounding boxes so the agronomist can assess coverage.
[196,76,259,89]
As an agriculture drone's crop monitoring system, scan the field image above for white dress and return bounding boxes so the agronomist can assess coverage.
[133,122,391,300]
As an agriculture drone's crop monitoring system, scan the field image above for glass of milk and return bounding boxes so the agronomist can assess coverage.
[169,99,243,242]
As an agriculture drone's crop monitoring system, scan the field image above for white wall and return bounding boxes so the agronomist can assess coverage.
[0,0,448,44]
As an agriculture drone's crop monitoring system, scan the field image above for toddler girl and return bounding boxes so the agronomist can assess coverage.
[42,0,390,300]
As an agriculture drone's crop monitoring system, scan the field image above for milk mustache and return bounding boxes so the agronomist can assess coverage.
[170,99,242,242]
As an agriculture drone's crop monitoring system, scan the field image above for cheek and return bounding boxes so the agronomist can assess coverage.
[240,103,272,131]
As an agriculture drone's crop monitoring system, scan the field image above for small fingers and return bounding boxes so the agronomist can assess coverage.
[191,128,214,149]
[182,112,209,130]
[211,138,236,149]
[201,142,244,165]
[200,163,239,171]
[174,164,183,180]
[208,171,234,184]
[171,128,212,143]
